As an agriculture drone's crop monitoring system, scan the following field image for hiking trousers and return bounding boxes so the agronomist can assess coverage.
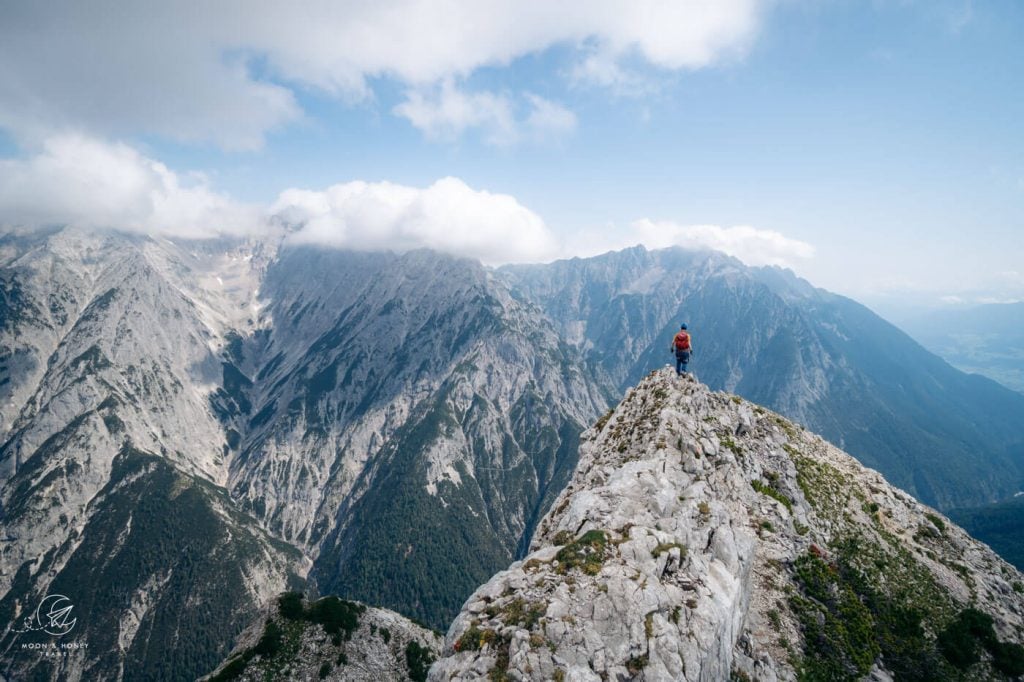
[675,351,691,375]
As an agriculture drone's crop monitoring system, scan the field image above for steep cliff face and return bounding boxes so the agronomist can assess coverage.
[0,230,608,681]
[0,230,300,682]
[228,246,607,628]
[502,247,1024,510]
[1,231,246,580]
[432,369,1024,681]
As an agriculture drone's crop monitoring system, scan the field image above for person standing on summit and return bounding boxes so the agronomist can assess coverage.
[671,324,693,376]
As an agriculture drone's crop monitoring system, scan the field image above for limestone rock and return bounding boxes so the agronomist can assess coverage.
[201,593,443,682]
[430,369,1024,681]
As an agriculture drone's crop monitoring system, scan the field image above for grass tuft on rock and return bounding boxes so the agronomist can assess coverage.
[752,479,794,514]
[555,530,609,576]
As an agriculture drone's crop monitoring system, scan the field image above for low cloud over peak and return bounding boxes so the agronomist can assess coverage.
[0,134,260,238]
[0,136,561,263]
[0,135,815,272]
[273,177,559,265]
[630,220,815,268]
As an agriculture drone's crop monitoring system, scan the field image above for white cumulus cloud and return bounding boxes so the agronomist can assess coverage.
[393,82,517,145]
[0,0,764,148]
[630,220,816,267]
[0,135,813,272]
[394,82,576,146]
[0,135,261,237]
[272,177,560,264]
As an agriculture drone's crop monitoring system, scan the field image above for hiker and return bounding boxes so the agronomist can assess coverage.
[670,324,693,376]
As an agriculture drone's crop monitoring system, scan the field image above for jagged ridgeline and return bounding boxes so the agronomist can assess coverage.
[0,230,602,681]
[4,229,1024,681]
[433,369,1024,681]
[501,246,1024,512]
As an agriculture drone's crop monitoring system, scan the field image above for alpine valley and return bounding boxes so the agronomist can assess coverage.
[2,227,1024,681]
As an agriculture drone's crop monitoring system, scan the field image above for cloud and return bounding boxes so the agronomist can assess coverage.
[860,266,1024,304]
[0,3,301,151]
[0,0,763,148]
[984,270,1024,302]
[523,94,579,139]
[554,219,817,270]
[0,135,261,237]
[0,134,812,273]
[628,220,815,267]
[0,136,557,260]
[0,134,816,276]
[394,82,576,146]
[272,177,559,264]
[570,48,660,96]
[569,1,759,93]
[393,82,517,145]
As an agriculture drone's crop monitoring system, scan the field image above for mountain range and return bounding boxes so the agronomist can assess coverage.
[502,247,1024,509]
[2,227,1023,680]
[211,369,1024,681]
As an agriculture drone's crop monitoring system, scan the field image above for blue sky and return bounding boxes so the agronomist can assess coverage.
[0,0,1021,307]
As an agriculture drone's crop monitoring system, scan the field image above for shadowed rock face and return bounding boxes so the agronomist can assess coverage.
[431,369,1024,681]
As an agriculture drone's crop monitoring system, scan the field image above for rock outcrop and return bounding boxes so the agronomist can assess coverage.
[431,368,1024,681]
[202,592,443,682]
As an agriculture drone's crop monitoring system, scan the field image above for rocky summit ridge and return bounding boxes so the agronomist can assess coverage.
[429,368,1024,681]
